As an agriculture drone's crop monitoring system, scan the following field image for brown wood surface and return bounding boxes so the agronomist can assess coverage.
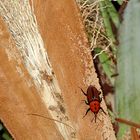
[34,0,116,139]
[0,17,63,140]
[0,0,116,139]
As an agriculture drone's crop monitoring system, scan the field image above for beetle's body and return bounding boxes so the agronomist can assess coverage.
[80,85,106,122]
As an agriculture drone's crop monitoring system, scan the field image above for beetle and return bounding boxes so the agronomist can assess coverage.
[80,85,106,122]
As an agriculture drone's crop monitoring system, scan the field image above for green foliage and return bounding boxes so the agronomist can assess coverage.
[117,0,124,5]
[99,0,116,43]
[104,0,120,28]
[99,0,120,43]
[116,0,140,138]
[94,48,115,84]
[0,121,13,140]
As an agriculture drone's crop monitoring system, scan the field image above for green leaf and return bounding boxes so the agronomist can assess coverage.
[99,1,116,43]
[2,133,13,140]
[94,48,115,84]
[117,0,123,5]
[0,124,3,130]
[105,0,120,28]
[116,0,140,138]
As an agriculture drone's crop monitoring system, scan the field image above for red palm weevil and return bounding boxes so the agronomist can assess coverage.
[80,85,106,122]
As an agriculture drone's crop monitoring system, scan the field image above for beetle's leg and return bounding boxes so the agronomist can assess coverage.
[91,113,97,123]
[85,100,89,105]
[100,107,106,115]
[91,113,102,123]
[81,100,89,105]
[91,116,94,122]
[94,113,97,123]
[79,87,87,96]
[99,97,102,103]
[83,108,90,118]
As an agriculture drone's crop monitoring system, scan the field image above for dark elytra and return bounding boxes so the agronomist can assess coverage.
[80,85,106,123]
